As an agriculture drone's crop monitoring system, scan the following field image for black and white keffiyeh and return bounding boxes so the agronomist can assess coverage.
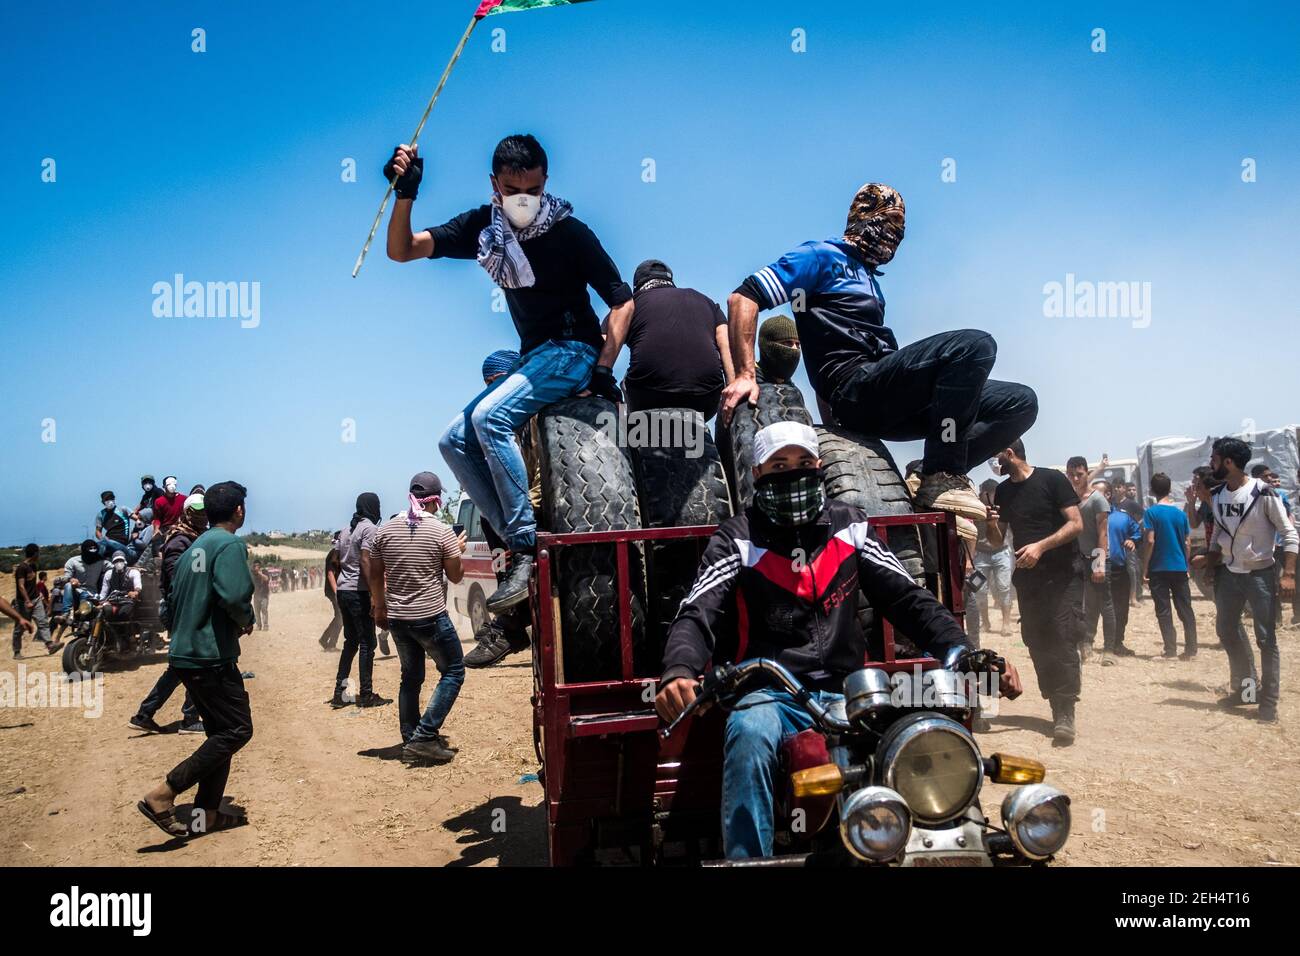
[476,193,573,289]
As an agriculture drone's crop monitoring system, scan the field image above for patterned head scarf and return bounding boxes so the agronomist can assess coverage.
[843,183,905,268]
[165,494,207,544]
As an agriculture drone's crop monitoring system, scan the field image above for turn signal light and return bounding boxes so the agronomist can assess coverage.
[791,764,844,797]
[990,753,1046,785]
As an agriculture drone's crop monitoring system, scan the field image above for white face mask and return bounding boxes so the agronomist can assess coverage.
[501,193,541,230]
[104,499,116,510]
[164,479,177,493]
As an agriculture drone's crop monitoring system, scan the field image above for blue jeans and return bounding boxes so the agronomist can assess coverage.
[390,613,465,743]
[438,339,597,553]
[98,538,138,562]
[1215,567,1280,709]
[722,687,844,859]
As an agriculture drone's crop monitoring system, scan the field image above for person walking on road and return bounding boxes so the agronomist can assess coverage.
[137,481,256,838]
[367,472,468,765]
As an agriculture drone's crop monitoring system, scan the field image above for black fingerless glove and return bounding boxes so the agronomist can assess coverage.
[587,366,622,404]
[383,150,424,200]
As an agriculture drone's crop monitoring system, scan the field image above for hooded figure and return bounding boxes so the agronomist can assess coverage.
[757,314,801,384]
[842,182,905,268]
[351,492,381,532]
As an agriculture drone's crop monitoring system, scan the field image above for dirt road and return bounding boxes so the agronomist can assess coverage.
[1,589,1296,866]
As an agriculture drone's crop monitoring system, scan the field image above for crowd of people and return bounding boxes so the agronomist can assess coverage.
[8,130,1295,855]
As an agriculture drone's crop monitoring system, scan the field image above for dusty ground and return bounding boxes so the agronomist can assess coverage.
[1,589,1296,866]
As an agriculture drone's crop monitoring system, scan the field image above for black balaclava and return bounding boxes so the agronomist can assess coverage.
[351,492,381,531]
[758,314,801,382]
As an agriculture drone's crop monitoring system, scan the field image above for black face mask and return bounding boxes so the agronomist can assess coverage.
[759,342,801,382]
[753,468,825,527]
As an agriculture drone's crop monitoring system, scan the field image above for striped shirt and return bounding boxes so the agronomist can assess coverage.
[366,513,458,620]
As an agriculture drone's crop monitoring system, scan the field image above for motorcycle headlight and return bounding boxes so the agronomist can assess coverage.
[839,786,911,862]
[877,713,982,825]
[75,603,94,621]
[1001,784,1071,860]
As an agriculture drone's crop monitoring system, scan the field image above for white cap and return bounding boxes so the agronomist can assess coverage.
[753,421,820,466]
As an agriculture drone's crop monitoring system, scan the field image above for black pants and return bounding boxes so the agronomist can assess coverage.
[137,666,200,725]
[1014,564,1081,703]
[1108,567,1132,647]
[166,663,253,812]
[1149,570,1198,655]
[829,330,1038,475]
[336,589,376,696]
[319,593,343,647]
[623,382,721,422]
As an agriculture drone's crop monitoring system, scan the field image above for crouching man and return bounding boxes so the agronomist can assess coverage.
[654,422,1022,859]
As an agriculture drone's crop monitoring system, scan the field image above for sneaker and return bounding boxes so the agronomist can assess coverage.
[1258,705,1278,723]
[329,687,350,709]
[178,721,205,735]
[1098,651,1116,667]
[402,737,456,764]
[1050,699,1076,746]
[912,472,988,522]
[356,691,392,708]
[378,633,392,657]
[464,625,530,668]
[487,553,535,613]
[129,714,164,734]
[1112,644,1136,657]
[46,640,64,655]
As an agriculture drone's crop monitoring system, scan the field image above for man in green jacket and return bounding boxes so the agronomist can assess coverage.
[138,481,255,838]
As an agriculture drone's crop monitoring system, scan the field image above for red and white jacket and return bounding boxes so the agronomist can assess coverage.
[661,499,969,688]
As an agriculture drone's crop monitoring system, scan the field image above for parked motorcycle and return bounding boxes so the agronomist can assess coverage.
[661,650,1071,867]
[61,590,150,677]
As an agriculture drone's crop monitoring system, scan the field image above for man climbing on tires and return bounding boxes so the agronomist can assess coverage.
[720,182,1038,524]
[385,134,634,613]
[655,421,1023,859]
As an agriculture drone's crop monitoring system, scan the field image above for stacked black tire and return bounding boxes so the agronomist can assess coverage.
[537,398,648,683]
[631,410,732,661]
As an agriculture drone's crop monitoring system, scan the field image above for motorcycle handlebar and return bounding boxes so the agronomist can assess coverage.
[659,658,852,739]
[660,649,1007,740]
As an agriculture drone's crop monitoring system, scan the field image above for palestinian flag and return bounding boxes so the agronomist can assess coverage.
[475,0,593,18]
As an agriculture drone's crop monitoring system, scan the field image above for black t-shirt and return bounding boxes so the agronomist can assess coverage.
[14,560,37,605]
[994,468,1080,573]
[624,286,725,395]
[427,206,631,355]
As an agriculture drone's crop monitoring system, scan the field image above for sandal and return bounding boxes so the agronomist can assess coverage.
[137,800,187,837]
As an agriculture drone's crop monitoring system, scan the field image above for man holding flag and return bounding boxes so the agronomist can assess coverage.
[385,132,633,612]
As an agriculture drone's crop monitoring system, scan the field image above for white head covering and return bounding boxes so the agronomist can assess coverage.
[753,422,820,466]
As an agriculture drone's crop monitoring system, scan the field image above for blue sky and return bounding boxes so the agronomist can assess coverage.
[2,0,1298,544]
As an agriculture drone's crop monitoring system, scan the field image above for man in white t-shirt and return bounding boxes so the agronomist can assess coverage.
[1192,438,1297,722]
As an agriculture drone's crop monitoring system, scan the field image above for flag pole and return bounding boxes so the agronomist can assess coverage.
[352,14,482,278]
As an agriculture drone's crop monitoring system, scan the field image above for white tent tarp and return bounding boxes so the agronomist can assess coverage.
[1136,425,1299,505]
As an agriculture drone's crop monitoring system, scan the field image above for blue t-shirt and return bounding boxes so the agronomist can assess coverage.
[1142,503,1190,573]
[1107,509,1142,568]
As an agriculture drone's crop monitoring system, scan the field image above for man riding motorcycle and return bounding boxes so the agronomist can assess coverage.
[655,421,1022,859]
[99,552,143,626]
